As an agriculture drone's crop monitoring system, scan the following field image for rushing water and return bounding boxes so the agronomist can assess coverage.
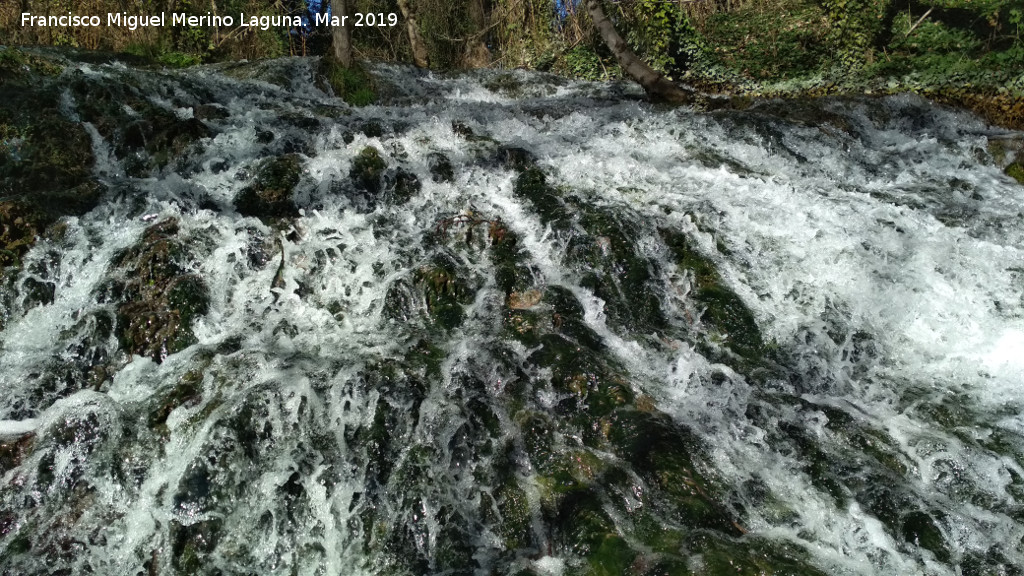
[1,57,1023,575]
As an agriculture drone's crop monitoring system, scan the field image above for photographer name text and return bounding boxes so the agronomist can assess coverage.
[20,12,398,31]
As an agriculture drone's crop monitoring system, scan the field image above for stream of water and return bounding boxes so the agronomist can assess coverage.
[1,57,1023,575]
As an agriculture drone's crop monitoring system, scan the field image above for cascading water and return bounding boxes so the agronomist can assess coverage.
[1,55,1022,576]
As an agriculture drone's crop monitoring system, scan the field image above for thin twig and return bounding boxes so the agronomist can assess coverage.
[905,7,933,37]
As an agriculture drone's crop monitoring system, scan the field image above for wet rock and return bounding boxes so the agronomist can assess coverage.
[1006,162,1024,185]
[428,152,455,183]
[170,518,222,573]
[1,67,102,271]
[387,168,421,205]
[492,146,536,171]
[660,228,765,362]
[360,120,385,138]
[193,103,229,121]
[488,219,537,295]
[68,73,210,177]
[234,154,303,219]
[350,146,387,195]
[562,207,667,335]
[0,432,35,475]
[685,532,830,576]
[512,168,568,226]
[109,218,209,362]
[413,254,475,331]
[901,510,950,562]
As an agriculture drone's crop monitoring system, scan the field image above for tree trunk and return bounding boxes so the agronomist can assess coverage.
[331,0,353,67]
[462,0,492,68]
[396,0,429,68]
[584,0,692,104]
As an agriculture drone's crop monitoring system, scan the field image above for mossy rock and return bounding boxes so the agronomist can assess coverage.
[901,510,950,562]
[0,48,63,80]
[557,207,668,335]
[492,146,537,171]
[513,168,568,226]
[484,73,525,98]
[170,518,222,572]
[0,433,35,476]
[685,532,828,576]
[234,154,303,219]
[494,480,533,550]
[1006,162,1024,185]
[66,73,209,177]
[351,146,388,195]
[110,218,209,362]
[488,220,537,296]
[0,71,102,271]
[659,228,765,362]
[413,254,475,330]
[605,409,740,535]
[318,59,376,107]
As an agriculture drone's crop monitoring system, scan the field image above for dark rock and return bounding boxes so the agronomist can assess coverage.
[350,146,387,195]
[109,218,209,362]
[234,154,303,219]
[387,168,421,205]
[427,152,455,183]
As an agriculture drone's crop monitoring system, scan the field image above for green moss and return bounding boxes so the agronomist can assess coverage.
[495,481,533,549]
[687,532,829,576]
[0,48,63,79]
[660,228,765,363]
[585,535,637,576]
[488,220,537,295]
[513,169,568,226]
[901,510,950,562]
[1006,162,1024,184]
[157,51,203,68]
[234,154,303,219]
[320,59,376,106]
[565,207,666,334]
[351,146,388,195]
[413,256,475,330]
[111,218,210,362]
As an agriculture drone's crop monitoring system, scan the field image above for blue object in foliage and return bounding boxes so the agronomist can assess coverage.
[295,0,330,36]
[555,0,581,19]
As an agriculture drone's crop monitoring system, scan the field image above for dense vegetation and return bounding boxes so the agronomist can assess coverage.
[1,0,1022,123]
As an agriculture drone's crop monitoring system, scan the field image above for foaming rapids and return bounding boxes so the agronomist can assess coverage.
[0,58,1022,575]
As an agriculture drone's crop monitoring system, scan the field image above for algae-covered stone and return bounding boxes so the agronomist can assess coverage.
[901,510,950,562]
[513,168,568,226]
[488,219,538,296]
[685,532,829,576]
[109,218,209,362]
[234,154,303,219]
[494,481,533,550]
[568,207,668,335]
[1006,162,1024,185]
[0,64,102,271]
[660,227,765,362]
[351,146,387,195]
[67,73,210,177]
[413,254,475,330]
